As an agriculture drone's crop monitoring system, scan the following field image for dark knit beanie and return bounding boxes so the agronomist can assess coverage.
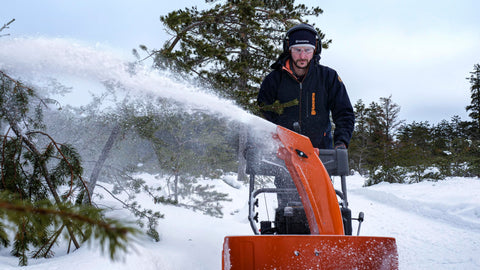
[288,29,316,49]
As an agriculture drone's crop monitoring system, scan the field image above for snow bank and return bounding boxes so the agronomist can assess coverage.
[0,175,478,269]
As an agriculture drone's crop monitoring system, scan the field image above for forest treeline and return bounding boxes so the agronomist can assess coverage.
[349,91,480,185]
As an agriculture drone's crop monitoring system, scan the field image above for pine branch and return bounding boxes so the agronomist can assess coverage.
[0,196,137,261]
[7,122,81,249]
[0,19,15,37]
[31,224,64,259]
[26,130,90,202]
[0,200,131,236]
[2,72,95,261]
[165,21,205,53]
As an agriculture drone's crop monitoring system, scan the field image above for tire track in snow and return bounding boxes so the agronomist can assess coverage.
[350,187,480,233]
[346,185,480,269]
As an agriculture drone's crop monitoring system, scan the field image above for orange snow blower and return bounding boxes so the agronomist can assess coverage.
[222,126,398,269]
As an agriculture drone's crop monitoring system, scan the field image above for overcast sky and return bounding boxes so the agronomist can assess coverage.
[1,0,479,124]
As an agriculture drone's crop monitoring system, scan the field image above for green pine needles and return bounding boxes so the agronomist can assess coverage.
[136,0,328,113]
[0,71,137,266]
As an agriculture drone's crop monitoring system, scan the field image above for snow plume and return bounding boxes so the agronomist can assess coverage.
[0,37,275,136]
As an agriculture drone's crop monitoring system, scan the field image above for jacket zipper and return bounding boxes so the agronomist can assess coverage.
[282,60,310,133]
[299,82,302,130]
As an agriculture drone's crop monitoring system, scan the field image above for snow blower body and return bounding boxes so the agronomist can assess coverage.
[222,126,398,269]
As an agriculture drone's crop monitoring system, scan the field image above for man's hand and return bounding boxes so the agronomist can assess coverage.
[334,142,346,149]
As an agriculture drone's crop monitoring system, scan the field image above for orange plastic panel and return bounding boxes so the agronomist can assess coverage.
[223,235,399,270]
[275,126,344,235]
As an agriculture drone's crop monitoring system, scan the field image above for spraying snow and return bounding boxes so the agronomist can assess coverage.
[0,37,275,135]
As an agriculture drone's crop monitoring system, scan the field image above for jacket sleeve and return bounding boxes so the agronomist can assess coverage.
[257,71,280,124]
[328,71,355,147]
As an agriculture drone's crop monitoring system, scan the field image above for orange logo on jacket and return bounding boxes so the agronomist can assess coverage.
[311,92,316,115]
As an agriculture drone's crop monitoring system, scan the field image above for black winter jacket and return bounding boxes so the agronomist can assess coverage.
[257,55,355,149]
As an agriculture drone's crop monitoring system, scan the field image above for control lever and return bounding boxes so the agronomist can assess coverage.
[352,212,365,236]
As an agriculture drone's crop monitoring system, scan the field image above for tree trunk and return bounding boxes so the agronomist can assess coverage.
[237,125,247,182]
[174,173,179,202]
[83,124,121,204]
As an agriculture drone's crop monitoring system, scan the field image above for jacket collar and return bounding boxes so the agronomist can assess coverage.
[281,58,315,81]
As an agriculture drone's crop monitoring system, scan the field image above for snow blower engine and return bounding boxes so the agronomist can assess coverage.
[222,125,398,269]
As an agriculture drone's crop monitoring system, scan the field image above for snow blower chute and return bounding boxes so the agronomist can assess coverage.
[222,126,398,269]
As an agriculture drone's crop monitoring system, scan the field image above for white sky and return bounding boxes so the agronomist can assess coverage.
[1,0,479,124]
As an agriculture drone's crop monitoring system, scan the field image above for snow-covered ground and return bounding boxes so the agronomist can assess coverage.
[0,173,478,270]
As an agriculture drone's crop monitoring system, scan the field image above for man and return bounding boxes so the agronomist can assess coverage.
[257,23,355,234]
[258,23,354,150]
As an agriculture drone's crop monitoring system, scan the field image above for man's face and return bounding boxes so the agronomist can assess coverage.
[290,46,314,70]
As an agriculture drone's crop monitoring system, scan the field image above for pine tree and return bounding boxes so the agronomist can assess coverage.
[431,120,454,176]
[397,121,441,182]
[466,64,480,132]
[447,116,471,176]
[43,93,169,241]
[0,71,136,265]
[364,96,404,185]
[349,100,369,175]
[138,0,329,112]
[121,99,236,217]
[378,95,403,145]
[465,64,480,176]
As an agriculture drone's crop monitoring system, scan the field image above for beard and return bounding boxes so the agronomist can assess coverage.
[293,59,310,70]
